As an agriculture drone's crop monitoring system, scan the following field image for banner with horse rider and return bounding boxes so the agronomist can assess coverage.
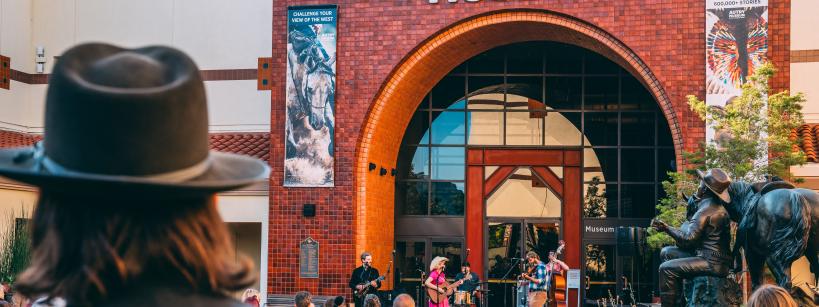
[286,5,337,187]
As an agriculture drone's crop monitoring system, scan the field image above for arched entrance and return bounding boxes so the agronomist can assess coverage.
[354,9,681,306]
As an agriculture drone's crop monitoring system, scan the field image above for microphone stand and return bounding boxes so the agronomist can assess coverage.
[418,269,426,307]
[500,258,522,307]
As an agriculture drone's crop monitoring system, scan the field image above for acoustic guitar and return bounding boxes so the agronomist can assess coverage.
[426,273,472,303]
[354,262,391,299]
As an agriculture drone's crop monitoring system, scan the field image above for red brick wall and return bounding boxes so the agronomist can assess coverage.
[269,0,790,298]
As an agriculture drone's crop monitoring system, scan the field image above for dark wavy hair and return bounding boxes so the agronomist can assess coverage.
[15,189,255,304]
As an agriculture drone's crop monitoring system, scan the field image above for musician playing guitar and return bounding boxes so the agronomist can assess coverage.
[425,256,472,307]
[521,249,569,307]
[349,252,381,307]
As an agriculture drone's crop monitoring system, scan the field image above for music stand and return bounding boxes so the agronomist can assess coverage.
[499,258,522,307]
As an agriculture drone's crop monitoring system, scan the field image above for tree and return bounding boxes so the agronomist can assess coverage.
[647,63,806,249]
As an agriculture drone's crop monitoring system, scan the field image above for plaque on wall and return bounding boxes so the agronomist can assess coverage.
[300,237,319,278]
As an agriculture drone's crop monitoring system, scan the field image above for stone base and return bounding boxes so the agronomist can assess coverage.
[683,276,742,307]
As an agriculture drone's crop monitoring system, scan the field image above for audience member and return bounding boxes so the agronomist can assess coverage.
[242,289,261,307]
[747,284,797,307]
[392,294,415,307]
[294,291,314,307]
[0,43,269,306]
[363,294,381,307]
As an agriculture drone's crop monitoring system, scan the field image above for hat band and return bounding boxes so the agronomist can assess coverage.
[35,142,212,182]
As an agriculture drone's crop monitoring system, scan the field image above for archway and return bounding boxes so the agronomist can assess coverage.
[353,9,683,292]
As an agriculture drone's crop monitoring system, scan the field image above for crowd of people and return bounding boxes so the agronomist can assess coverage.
[293,291,417,307]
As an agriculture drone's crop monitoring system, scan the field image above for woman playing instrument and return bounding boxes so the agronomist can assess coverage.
[425,256,450,307]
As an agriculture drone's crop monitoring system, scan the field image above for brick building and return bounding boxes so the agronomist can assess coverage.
[2,0,819,306]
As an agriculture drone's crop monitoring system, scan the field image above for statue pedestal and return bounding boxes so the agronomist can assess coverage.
[683,276,742,307]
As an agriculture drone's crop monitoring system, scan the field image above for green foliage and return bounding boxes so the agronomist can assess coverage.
[0,207,31,283]
[648,63,807,250]
[583,177,606,218]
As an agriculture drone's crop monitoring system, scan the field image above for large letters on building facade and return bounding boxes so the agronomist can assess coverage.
[285,5,337,187]
[705,0,768,141]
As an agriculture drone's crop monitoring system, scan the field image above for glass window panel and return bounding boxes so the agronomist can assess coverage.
[621,253,659,303]
[621,149,655,182]
[621,184,657,218]
[431,111,465,145]
[506,77,544,108]
[585,77,620,111]
[585,52,621,75]
[621,77,657,111]
[467,93,504,110]
[548,166,563,179]
[467,111,504,145]
[468,76,504,96]
[506,111,544,145]
[404,111,430,145]
[487,168,562,218]
[545,77,582,110]
[585,244,616,301]
[525,223,560,260]
[584,113,618,146]
[431,181,465,216]
[584,181,617,218]
[590,148,617,182]
[431,147,465,180]
[507,43,543,74]
[487,222,523,279]
[431,76,466,109]
[621,112,655,146]
[545,43,583,74]
[657,149,676,182]
[505,93,530,111]
[467,49,504,74]
[396,240,427,280]
[583,147,607,181]
[658,114,674,147]
[545,112,582,146]
[431,241,463,277]
[397,181,429,215]
[485,166,499,180]
[397,146,429,180]
[451,62,467,74]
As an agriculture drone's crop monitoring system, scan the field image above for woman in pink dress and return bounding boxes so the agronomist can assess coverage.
[425,256,450,307]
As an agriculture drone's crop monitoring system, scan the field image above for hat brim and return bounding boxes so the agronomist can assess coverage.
[696,169,731,203]
[0,146,269,197]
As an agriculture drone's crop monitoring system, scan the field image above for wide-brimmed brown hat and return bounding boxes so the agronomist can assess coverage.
[0,43,269,196]
[696,169,731,203]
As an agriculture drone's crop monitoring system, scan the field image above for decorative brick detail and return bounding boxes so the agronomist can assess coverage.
[0,56,10,90]
[0,130,269,162]
[269,2,791,300]
[209,133,270,161]
[0,130,41,148]
[794,124,819,162]
[792,50,819,63]
[258,58,273,91]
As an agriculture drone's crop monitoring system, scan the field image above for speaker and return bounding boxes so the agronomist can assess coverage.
[617,226,646,256]
[303,203,316,217]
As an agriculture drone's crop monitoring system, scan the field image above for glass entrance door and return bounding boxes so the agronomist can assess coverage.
[486,220,560,307]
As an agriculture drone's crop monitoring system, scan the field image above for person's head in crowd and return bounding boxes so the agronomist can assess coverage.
[333,296,345,306]
[747,284,797,307]
[0,43,269,306]
[392,294,415,307]
[461,261,472,275]
[363,294,381,307]
[294,291,314,307]
[242,288,261,307]
[322,298,334,307]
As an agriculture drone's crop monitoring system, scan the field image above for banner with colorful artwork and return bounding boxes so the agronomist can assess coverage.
[705,0,768,141]
[285,5,336,187]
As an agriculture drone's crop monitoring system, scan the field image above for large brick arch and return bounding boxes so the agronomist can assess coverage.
[353,9,684,276]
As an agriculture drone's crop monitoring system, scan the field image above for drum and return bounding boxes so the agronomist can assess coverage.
[453,291,473,305]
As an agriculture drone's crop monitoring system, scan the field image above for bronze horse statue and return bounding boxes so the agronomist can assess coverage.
[723,179,819,290]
